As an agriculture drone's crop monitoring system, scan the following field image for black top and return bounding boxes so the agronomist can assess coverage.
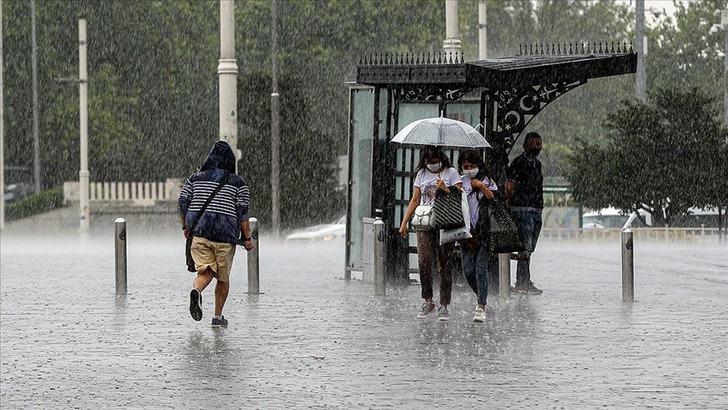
[507,152,543,209]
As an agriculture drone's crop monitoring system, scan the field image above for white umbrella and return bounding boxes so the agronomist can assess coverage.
[391,117,491,148]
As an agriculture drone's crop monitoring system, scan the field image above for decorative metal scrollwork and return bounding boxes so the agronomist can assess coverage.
[399,86,472,103]
[488,80,586,152]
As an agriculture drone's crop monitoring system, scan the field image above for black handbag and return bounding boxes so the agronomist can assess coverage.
[480,198,524,254]
[432,189,465,230]
[184,173,230,272]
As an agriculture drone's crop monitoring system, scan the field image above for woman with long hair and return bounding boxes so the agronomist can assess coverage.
[399,146,462,321]
[457,149,497,322]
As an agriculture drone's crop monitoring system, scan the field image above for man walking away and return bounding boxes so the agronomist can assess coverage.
[506,132,544,295]
[179,141,254,327]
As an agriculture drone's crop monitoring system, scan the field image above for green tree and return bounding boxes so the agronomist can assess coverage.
[567,88,728,225]
[648,0,727,106]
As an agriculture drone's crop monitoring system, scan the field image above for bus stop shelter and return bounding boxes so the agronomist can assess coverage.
[345,43,637,283]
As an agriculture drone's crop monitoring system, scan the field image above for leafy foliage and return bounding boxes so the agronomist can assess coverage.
[3,0,727,227]
[5,186,63,221]
[567,88,728,225]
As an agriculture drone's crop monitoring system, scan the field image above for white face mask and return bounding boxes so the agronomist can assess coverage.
[426,162,442,172]
[464,168,479,179]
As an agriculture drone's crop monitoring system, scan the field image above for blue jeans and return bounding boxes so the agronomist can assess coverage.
[513,210,542,287]
[460,239,490,305]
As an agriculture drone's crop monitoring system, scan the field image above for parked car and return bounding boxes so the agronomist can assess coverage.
[3,166,34,203]
[3,182,34,203]
[583,206,723,229]
[582,207,652,230]
[284,215,346,243]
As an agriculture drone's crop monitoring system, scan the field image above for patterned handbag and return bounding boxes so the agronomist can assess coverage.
[483,198,524,254]
[410,205,435,231]
[432,189,465,230]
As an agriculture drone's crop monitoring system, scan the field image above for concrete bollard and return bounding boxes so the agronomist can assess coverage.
[247,217,260,294]
[621,229,634,302]
[498,253,510,299]
[114,218,127,295]
[373,217,386,296]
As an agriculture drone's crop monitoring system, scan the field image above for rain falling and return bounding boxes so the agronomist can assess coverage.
[1,0,727,408]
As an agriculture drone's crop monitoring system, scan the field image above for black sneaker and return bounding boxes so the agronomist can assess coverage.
[437,306,450,322]
[417,302,436,318]
[189,289,203,321]
[211,316,228,328]
[526,282,543,295]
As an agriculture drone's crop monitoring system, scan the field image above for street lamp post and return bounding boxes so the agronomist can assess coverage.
[635,0,647,102]
[723,10,728,127]
[218,0,239,170]
[723,10,728,243]
[79,19,90,234]
[443,0,462,61]
[270,0,281,238]
[478,0,487,60]
[31,0,41,193]
[1,0,5,230]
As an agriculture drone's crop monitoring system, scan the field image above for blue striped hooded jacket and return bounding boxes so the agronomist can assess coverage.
[178,141,251,245]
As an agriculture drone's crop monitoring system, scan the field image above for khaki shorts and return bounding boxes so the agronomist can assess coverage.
[190,236,236,282]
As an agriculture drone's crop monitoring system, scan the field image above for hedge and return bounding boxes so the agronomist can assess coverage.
[6,186,64,222]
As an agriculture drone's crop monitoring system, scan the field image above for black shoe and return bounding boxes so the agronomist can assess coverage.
[526,282,543,295]
[211,316,228,328]
[189,289,203,321]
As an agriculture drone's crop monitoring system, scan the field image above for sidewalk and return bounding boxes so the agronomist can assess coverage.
[1,234,727,408]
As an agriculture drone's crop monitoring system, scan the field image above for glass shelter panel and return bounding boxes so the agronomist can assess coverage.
[446,102,481,129]
[347,87,375,271]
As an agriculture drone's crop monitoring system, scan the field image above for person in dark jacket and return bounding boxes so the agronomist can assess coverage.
[179,141,254,327]
[506,132,544,295]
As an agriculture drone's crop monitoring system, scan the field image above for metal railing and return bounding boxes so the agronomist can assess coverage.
[539,227,723,242]
[63,179,182,204]
[89,181,170,201]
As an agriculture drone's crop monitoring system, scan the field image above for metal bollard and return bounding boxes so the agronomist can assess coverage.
[247,217,260,294]
[621,229,634,302]
[498,253,510,299]
[114,218,127,295]
[373,217,386,296]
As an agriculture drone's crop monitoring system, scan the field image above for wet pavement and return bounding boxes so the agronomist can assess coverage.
[1,234,727,408]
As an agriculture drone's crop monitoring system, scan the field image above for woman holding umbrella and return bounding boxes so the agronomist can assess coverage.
[399,146,462,321]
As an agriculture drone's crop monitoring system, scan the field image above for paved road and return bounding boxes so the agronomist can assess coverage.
[1,233,727,408]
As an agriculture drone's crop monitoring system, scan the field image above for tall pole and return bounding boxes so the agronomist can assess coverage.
[478,0,487,60]
[1,0,5,230]
[218,0,238,172]
[443,0,462,61]
[723,10,728,128]
[723,10,728,244]
[31,0,40,192]
[270,0,281,238]
[79,19,90,234]
[635,0,646,102]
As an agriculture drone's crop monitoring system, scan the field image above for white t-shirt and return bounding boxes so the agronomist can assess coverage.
[414,167,462,206]
[462,174,498,228]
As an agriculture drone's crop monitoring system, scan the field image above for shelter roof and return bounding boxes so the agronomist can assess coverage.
[357,43,637,89]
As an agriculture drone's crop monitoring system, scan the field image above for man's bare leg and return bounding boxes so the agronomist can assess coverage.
[193,267,214,292]
[190,267,214,322]
[214,280,229,317]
